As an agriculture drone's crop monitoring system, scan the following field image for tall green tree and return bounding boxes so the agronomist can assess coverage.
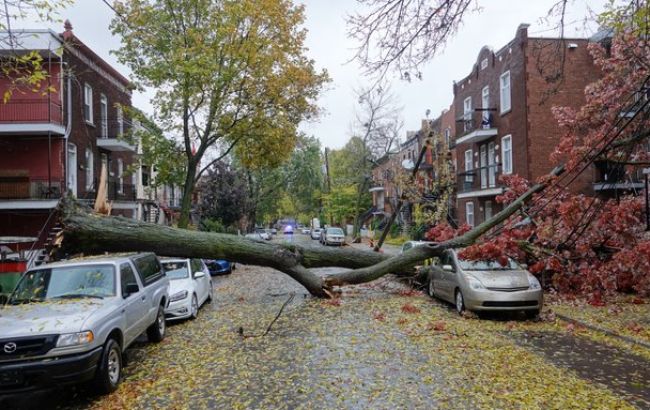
[111,0,329,228]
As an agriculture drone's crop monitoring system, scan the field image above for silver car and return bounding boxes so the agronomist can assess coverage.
[321,227,346,246]
[427,249,542,318]
[0,253,169,394]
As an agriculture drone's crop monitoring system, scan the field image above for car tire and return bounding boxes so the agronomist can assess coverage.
[427,277,435,298]
[231,263,236,271]
[93,338,122,394]
[190,294,199,320]
[207,283,214,303]
[525,309,540,320]
[455,289,465,315]
[146,304,166,342]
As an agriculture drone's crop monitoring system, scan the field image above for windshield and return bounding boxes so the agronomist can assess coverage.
[458,257,518,271]
[9,264,116,304]
[327,228,344,235]
[162,261,190,280]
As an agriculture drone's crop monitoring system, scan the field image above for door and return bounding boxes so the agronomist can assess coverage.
[191,259,209,303]
[480,145,487,189]
[488,142,496,187]
[120,262,148,345]
[438,251,457,302]
[67,143,77,197]
[482,86,490,126]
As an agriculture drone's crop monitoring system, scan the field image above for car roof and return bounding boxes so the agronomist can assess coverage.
[160,257,192,263]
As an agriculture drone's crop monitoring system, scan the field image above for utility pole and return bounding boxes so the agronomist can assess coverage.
[324,148,333,226]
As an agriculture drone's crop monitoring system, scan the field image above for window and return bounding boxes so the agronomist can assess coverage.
[116,105,124,137]
[444,128,451,146]
[83,84,93,124]
[500,71,511,114]
[117,158,124,194]
[480,145,487,189]
[485,200,493,220]
[100,94,108,137]
[120,263,138,298]
[488,142,496,187]
[480,58,488,70]
[464,149,473,183]
[466,202,475,227]
[85,148,94,190]
[501,135,512,174]
[463,96,472,132]
[67,143,77,197]
[481,86,490,126]
[132,254,164,286]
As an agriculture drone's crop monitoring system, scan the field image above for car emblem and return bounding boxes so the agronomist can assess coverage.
[3,342,17,354]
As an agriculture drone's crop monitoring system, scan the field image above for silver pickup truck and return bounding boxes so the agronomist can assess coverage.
[0,253,169,395]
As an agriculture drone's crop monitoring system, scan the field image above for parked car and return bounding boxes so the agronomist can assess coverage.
[203,259,235,275]
[0,253,169,395]
[161,258,213,321]
[256,229,271,240]
[310,228,322,240]
[301,228,310,234]
[283,225,294,234]
[427,249,542,318]
[270,228,278,235]
[245,232,265,241]
[321,227,346,246]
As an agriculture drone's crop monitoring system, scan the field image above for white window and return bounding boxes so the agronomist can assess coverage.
[500,71,511,114]
[485,201,493,220]
[480,58,488,70]
[463,96,472,132]
[117,158,124,194]
[488,141,496,187]
[480,145,487,189]
[444,127,451,146]
[502,135,512,174]
[67,143,77,197]
[83,84,93,124]
[481,86,490,125]
[85,148,94,190]
[466,202,475,227]
[464,149,473,183]
[100,94,108,138]
[116,105,124,137]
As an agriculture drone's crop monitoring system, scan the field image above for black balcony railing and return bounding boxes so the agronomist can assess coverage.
[85,177,136,201]
[457,164,501,193]
[456,110,496,136]
[0,177,65,199]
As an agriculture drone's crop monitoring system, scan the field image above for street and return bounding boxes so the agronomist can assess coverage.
[2,234,649,409]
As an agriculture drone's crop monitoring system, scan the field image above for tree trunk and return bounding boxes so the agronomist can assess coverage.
[58,166,563,298]
[178,160,198,229]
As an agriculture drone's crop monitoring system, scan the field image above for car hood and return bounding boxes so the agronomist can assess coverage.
[169,278,193,296]
[0,299,110,337]
[467,270,530,289]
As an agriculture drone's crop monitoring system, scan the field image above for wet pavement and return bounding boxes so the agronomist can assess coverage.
[2,234,649,409]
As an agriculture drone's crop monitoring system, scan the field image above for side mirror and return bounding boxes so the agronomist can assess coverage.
[125,283,139,296]
[442,264,453,272]
[194,271,206,279]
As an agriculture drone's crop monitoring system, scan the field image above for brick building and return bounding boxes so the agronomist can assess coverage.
[452,24,601,227]
[0,22,140,266]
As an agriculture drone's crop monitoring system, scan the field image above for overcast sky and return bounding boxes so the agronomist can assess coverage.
[35,0,607,150]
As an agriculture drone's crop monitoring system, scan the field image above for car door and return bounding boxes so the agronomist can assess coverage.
[191,259,208,303]
[120,262,148,345]
[439,251,457,302]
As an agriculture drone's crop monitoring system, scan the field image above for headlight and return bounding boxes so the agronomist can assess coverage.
[56,331,94,348]
[465,275,485,290]
[169,290,189,302]
[528,275,541,290]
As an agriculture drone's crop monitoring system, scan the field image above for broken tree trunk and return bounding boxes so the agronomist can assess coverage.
[58,166,564,298]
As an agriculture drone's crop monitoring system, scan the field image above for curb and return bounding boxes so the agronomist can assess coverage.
[556,313,650,350]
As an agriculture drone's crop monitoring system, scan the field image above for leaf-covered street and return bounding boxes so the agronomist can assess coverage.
[2,239,643,410]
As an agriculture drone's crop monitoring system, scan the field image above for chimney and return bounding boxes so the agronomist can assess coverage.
[63,20,73,40]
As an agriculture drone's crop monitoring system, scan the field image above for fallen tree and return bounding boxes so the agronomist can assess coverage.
[58,166,564,298]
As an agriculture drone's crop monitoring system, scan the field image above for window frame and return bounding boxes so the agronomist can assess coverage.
[100,94,108,137]
[117,158,124,194]
[465,202,475,227]
[500,71,511,114]
[116,105,124,137]
[501,134,513,175]
[85,148,94,191]
[83,83,93,124]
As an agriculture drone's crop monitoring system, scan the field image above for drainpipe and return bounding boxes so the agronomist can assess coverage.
[63,65,72,195]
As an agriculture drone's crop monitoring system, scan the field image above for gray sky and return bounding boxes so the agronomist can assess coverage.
[35,0,606,150]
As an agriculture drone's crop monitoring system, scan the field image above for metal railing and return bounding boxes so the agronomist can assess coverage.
[0,177,65,199]
[0,99,63,124]
[85,178,137,201]
[457,164,501,193]
[456,110,496,136]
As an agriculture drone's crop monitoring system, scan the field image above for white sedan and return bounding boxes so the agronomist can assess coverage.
[162,258,213,320]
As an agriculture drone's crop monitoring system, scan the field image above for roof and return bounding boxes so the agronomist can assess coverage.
[0,29,64,57]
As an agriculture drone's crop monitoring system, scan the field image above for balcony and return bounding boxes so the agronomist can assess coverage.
[456,164,504,198]
[454,111,498,146]
[84,178,137,202]
[0,176,64,209]
[593,161,645,192]
[0,99,65,135]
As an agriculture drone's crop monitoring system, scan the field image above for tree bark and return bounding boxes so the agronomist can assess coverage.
[58,166,563,298]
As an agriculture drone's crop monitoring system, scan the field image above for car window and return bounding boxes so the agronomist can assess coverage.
[441,252,456,271]
[162,261,190,280]
[402,243,412,252]
[327,228,344,235]
[120,263,139,298]
[133,254,164,286]
[190,259,203,274]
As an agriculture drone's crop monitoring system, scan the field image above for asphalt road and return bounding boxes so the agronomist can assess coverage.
[3,233,648,409]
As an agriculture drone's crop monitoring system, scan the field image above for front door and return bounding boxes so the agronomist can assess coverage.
[67,143,77,197]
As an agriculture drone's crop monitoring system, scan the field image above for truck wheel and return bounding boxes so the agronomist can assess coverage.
[146,304,166,342]
[93,338,122,394]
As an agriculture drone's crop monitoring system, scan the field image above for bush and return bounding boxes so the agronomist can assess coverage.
[200,218,238,235]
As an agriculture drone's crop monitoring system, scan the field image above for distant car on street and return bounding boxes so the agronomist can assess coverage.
[245,232,265,241]
[283,225,294,234]
[310,228,322,240]
[256,229,271,240]
[321,227,346,246]
[204,259,235,275]
[301,228,310,234]
[270,228,278,235]
[427,248,542,318]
